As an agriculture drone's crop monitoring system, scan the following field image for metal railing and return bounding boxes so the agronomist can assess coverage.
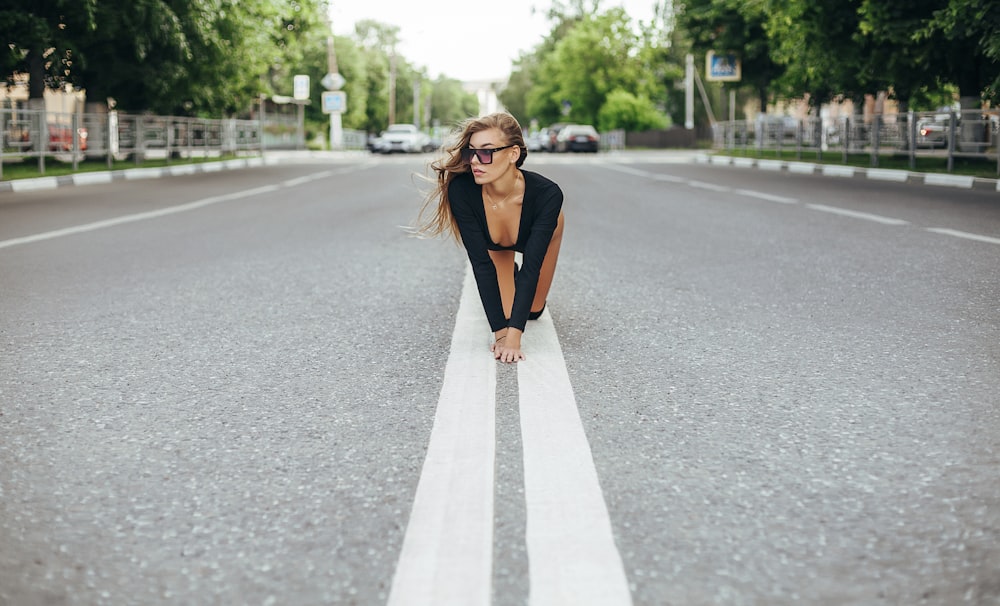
[712,109,1000,175]
[1,108,263,179]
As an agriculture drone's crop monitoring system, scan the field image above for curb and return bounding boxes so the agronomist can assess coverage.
[0,156,276,195]
[0,150,370,195]
[695,153,1000,193]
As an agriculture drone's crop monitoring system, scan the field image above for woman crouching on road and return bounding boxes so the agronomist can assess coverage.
[419,112,565,363]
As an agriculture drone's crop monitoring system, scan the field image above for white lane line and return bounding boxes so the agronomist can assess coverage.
[687,180,731,193]
[518,314,633,606]
[926,228,1000,246]
[387,269,496,606]
[601,164,652,178]
[0,185,280,250]
[0,167,369,251]
[734,189,799,204]
[806,203,910,226]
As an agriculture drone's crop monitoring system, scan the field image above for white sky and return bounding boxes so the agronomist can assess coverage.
[328,0,658,82]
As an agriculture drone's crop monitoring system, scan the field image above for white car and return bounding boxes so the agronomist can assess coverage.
[375,124,431,153]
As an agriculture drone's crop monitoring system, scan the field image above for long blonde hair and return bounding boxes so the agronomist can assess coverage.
[417,113,528,241]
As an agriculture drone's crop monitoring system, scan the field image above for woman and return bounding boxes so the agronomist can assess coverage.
[419,113,565,363]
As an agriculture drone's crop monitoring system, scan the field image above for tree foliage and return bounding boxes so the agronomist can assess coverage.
[677,0,998,112]
[3,0,995,135]
[1,0,332,116]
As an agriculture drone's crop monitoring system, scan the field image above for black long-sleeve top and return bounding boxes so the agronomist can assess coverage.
[448,169,564,332]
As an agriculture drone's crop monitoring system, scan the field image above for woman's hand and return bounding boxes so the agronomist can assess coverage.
[491,328,525,363]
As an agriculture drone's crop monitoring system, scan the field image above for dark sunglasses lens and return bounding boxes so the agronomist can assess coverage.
[461,148,492,164]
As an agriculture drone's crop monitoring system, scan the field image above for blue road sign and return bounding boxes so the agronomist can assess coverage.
[706,51,741,82]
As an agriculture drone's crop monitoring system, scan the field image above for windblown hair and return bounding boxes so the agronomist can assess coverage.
[416,112,527,242]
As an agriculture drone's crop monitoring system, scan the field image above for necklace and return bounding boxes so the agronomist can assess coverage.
[484,171,522,210]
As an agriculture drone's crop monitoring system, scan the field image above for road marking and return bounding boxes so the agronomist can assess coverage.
[806,204,910,226]
[0,185,280,250]
[0,168,365,251]
[734,189,799,204]
[926,227,1000,246]
[519,314,633,606]
[390,268,631,605]
[687,180,731,192]
[388,269,496,606]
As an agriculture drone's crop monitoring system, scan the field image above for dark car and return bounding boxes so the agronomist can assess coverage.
[555,124,599,152]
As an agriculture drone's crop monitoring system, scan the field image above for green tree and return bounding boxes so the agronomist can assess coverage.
[0,0,95,101]
[2,0,334,116]
[674,0,783,112]
[428,76,479,129]
[597,88,669,131]
[499,51,540,126]
[530,8,659,126]
[921,0,999,105]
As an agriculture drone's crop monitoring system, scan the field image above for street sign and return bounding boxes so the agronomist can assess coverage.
[322,91,347,114]
[293,75,310,100]
[321,72,346,91]
[706,51,741,82]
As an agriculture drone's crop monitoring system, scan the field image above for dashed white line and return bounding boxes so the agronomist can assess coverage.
[0,185,281,250]
[926,228,1000,246]
[734,189,799,204]
[688,180,731,192]
[806,203,910,226]
[0,167,367,251]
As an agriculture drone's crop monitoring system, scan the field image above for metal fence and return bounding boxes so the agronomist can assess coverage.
[1,108,263,179]
[712,109,1000,175]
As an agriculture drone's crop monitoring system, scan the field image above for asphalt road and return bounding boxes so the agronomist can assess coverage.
[1,151,998,605]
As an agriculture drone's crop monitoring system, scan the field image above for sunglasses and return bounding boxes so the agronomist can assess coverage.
[460,144,517,164]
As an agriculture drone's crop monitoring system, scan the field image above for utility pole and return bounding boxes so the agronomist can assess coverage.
[685,54,694,130]
[412,81,420,127]
[388,48,396,125]
[323,12,345,149]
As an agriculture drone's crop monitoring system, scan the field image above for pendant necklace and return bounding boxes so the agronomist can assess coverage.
[485,171,522,210]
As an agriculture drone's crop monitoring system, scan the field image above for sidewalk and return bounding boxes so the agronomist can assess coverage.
[694,153,1000,194]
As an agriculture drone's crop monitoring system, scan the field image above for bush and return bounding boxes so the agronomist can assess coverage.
[598,89,669,132]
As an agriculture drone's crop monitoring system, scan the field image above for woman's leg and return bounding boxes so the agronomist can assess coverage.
[531,211,565,313]
[488,249,517,319]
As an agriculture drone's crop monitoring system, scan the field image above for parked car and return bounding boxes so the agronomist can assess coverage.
[374,123,431,153]
[48,125,88,152]
[555,124,600,152]
[525,131,546,152]
[915,117,952,148]
[543,123,568,152]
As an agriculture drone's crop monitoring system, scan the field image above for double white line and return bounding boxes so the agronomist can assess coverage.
[388,269,631,606]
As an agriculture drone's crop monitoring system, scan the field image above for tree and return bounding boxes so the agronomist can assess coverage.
[597,89,669,131]
[1,0,335,116]
[674,0,783,114]
[1,0,96,102]
[428,77,479,129]
[530,8,660,126]
[922,0,999,105]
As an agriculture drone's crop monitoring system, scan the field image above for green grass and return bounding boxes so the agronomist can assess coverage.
[0,153,258,182]
[719,147,1000,179]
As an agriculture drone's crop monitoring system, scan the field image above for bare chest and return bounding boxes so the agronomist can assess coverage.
[485,202,523,248]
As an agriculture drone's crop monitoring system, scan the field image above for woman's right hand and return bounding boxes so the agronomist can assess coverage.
[490,329,508,354]
[490,328,526,363]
